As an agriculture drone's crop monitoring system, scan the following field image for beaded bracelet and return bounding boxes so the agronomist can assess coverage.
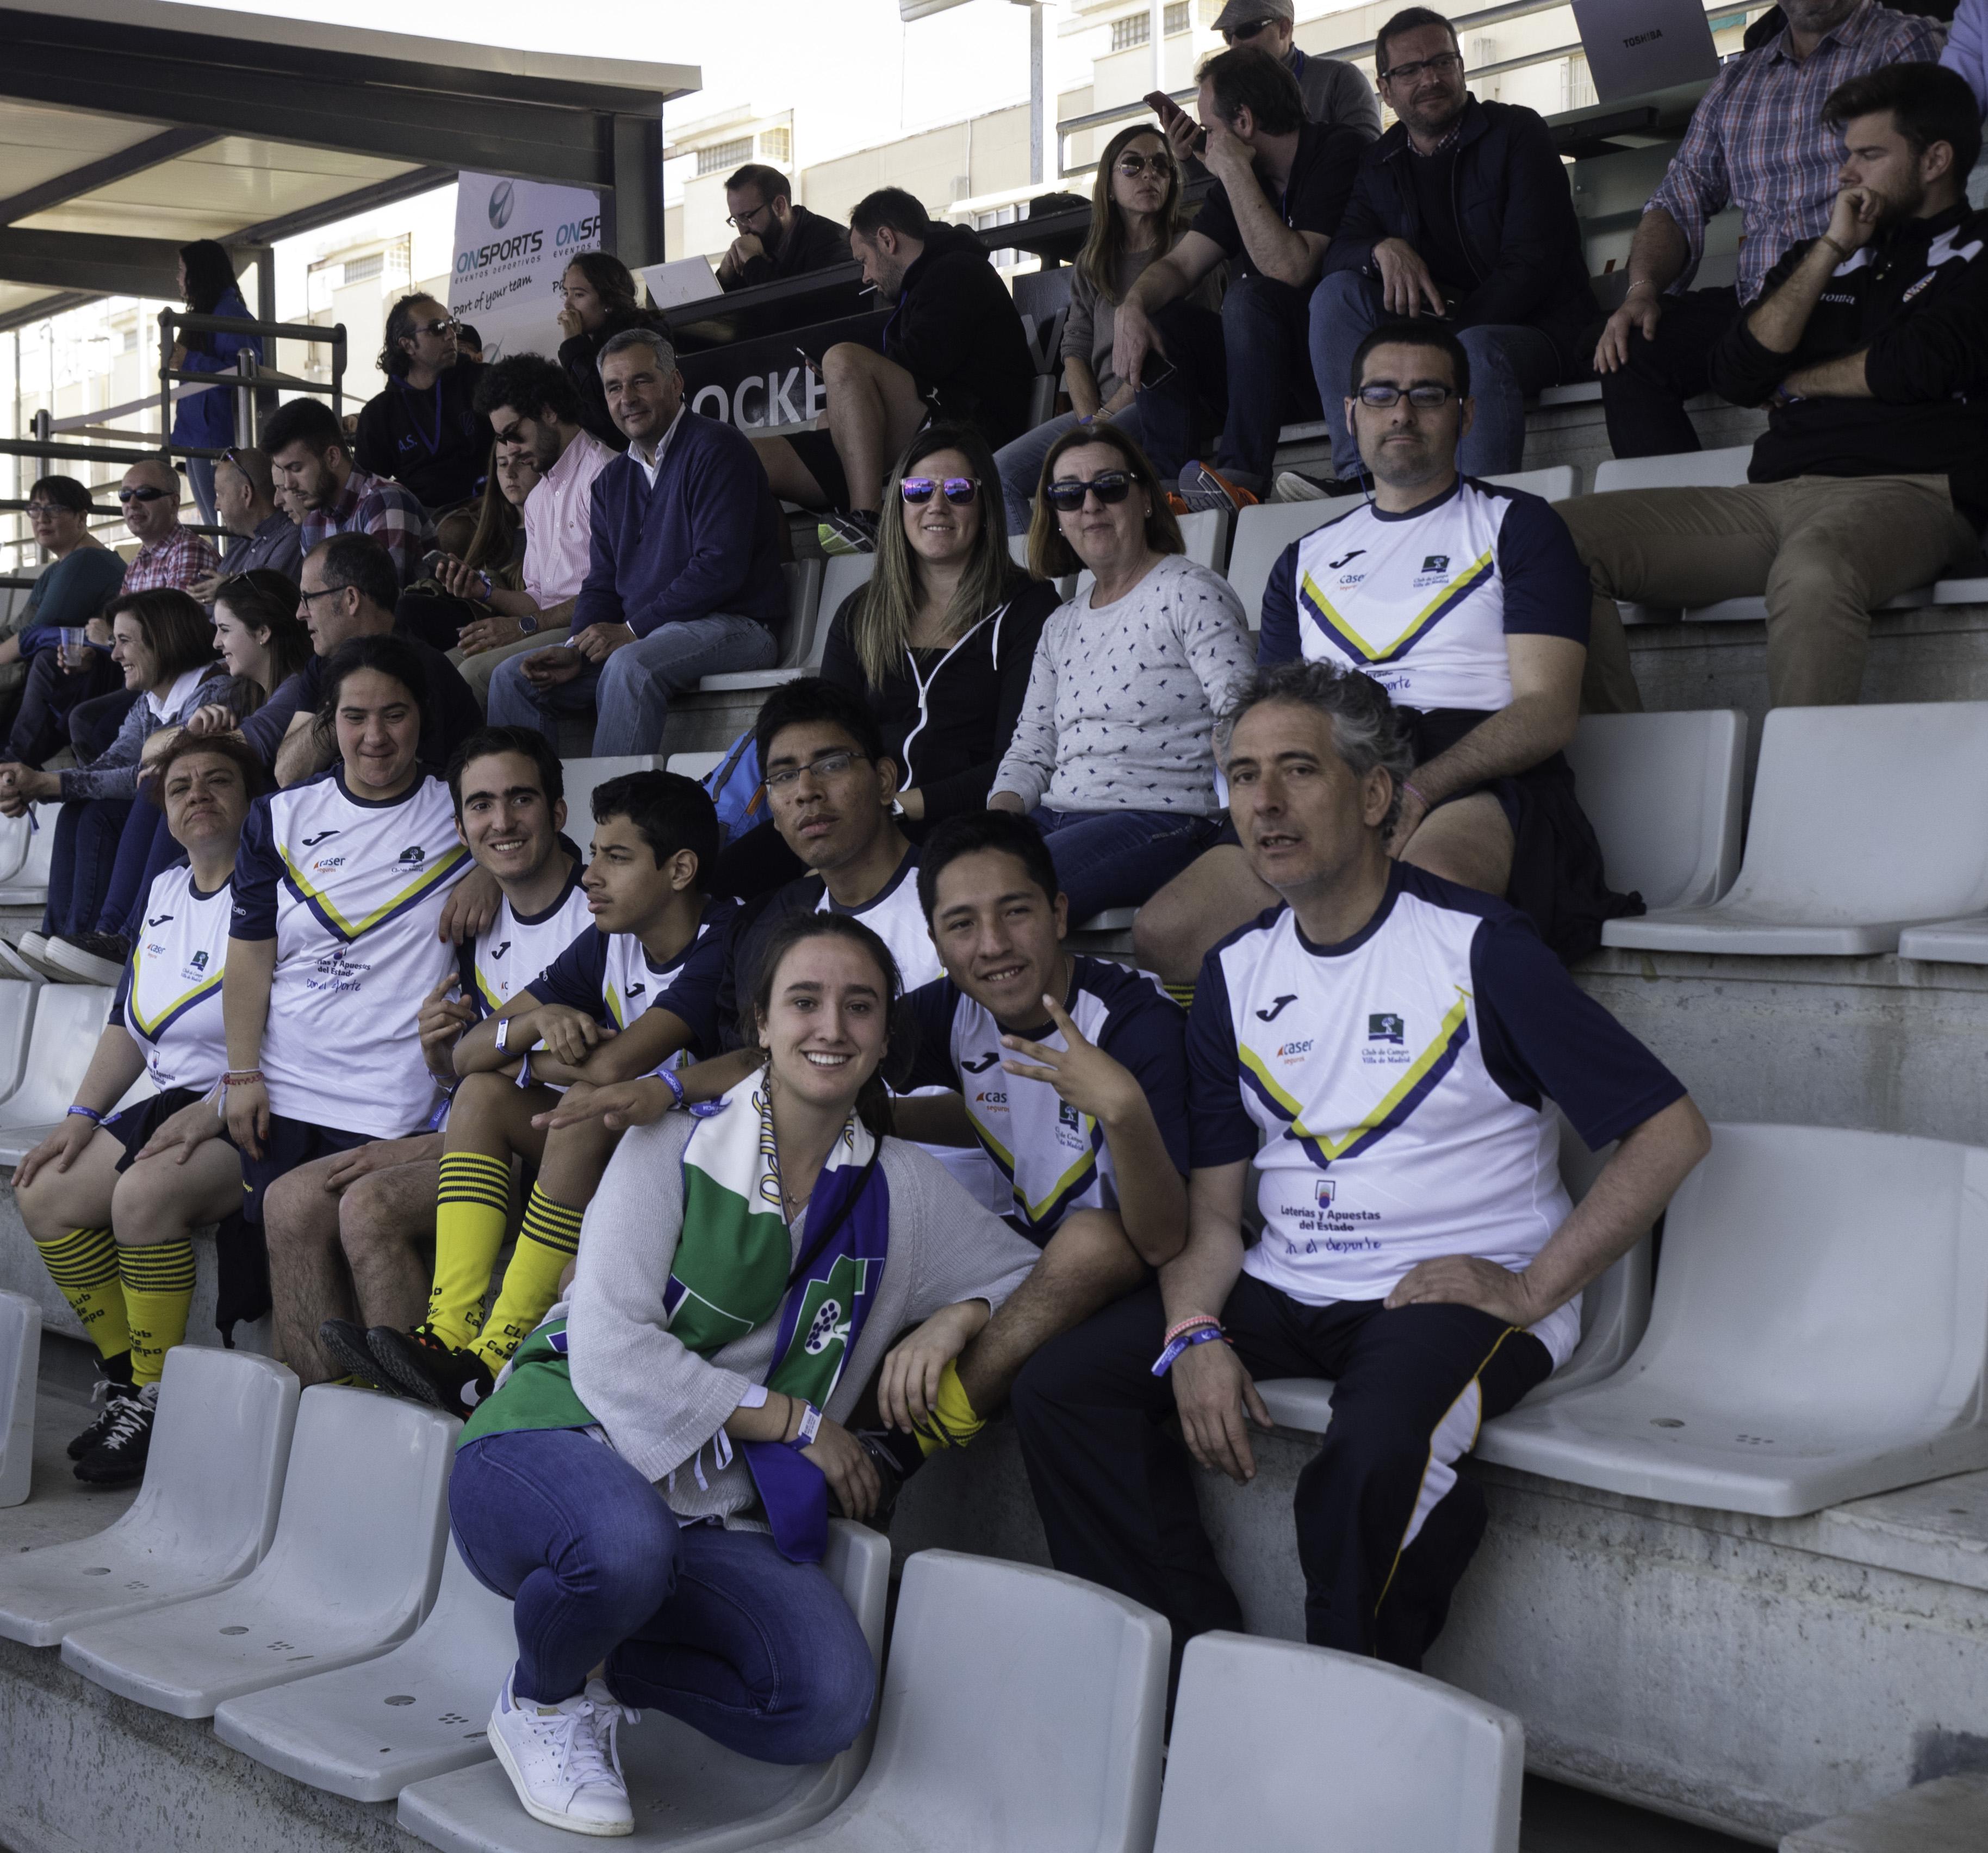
[65,1104,103,1124]
[221,1069,265,1087]
[1163,1314,1223,1345]
[1403,780,1431,811]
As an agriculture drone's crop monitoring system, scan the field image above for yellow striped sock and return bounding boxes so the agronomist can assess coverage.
[428,1151,514,1348]
[1163,981,1195,1011]
[471,1188,584,1371]
[34,1227,131,1372]
[118,1240,195,1387]
[914,1360,986,1458]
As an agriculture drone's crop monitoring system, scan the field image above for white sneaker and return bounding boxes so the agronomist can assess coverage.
[487,1670,636,1836]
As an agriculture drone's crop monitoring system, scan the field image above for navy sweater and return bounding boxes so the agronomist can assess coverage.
[574,410,787,639]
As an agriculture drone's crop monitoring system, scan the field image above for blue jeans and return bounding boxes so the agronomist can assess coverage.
[486,614,776,757]
[100,806,183,938]
[1212,273,1319,491]
[450,1427,874,1762]
[994,401,1159,534]
[43,798,133,939]
[1308,271,1564,480]
[185,456,218,530]
[1030,806,1223,922]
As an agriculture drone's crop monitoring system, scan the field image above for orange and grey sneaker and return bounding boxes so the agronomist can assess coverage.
[1176,461,1261,514]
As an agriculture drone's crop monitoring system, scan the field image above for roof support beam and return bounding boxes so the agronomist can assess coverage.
[0,228,182,297]
[0,127,215,228]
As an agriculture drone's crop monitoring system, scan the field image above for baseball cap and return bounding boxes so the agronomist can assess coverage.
[1212,0,1294,32]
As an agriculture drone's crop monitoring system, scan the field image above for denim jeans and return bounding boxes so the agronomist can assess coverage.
[486,614,777,757]
[185,456,218,530]
[1212,273,1320,491]
[7,649,122,768]
[1309,271,1564,480]
[450,1427,875,1763]
[99,805,183,938]
[994,401,1162,534]
[43,798,133,938]
[1029,806,1223,922]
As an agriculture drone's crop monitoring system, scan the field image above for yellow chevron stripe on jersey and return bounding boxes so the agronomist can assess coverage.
[974,1115,1103,1226]
[1299,550,1494,665]
[279,841,470,940]
[1241,987,1473,1163]
[125,962,224,1040]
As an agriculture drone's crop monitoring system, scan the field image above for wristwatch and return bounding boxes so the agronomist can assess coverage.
[517,614,540,636]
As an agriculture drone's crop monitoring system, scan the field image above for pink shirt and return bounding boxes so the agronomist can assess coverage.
[523,428,615,610]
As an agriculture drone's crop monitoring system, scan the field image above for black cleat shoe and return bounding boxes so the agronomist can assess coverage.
[68,1372,137,1459]
[318,1318,385,1389]
[366,1324,495,1420]
[74,1384,158,1485]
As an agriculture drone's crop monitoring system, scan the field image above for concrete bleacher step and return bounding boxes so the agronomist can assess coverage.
[60,1385,455,1718]
[1899,915,1988,965]
[0,1289,39,1509]
[1780,1773,1988,1851]
[1155,1632,1523,1853]
[397,1519,892,1851]
[0,1346,296,1647]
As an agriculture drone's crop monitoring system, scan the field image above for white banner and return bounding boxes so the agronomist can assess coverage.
[449,174,604,363]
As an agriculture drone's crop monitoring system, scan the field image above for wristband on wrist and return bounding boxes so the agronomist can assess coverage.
[1402,780,1431,810]
[494,1016,511,1054]
[222,1069,264,1087]
[65,1104,103,1124]
[784,1400,823,1451]
[1816,234,1852,265]
[514,1049,533,1090]
[652,1065,687,1109]
[1152,1326,1231,1377]
[1163,1314,1223,1344]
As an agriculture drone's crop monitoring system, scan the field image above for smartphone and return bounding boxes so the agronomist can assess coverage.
[793,345,821,378]
[1139,353,1178,390]
[1144,89,1206,155]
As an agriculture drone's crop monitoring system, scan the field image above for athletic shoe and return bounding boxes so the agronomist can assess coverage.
[11,934,76,983]
[367,1323,496,1419]
[67,1374,138,1459]
[486,1669,635,1837]
[0,939,45,983]
[74,1383,158,1486]
[1175,462,1261,514]
[46,932,128,986]
[1270,470,1331,503]
[318,1318,386,1389]
[816,509,879,556]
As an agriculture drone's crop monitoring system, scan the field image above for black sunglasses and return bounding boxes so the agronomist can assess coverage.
[1222,18,1273,42]
[117,486,171,503]
[1045,469,1141,513]
[900,476,979,506]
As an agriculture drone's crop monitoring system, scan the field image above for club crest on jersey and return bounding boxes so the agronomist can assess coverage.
[399,846,425,866]
[1422,555,1450,573]
[185,951,210,977]
[960,1050,1000,1073]
[1315,1179,1337,1207]
[1369,1012,1405,1044]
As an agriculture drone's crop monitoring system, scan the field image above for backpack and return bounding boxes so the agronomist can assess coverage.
[703,729,767,845]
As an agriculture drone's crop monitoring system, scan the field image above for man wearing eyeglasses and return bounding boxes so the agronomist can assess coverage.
[116,458,221,598]
[1207,0,1380,140]
[1308,7,1596,484]
[715,163,852,294]
[355,294,488,514]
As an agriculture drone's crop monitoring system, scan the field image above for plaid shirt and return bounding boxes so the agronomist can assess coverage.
[299,465,435,589]
[121,525,221,595]
[1647,0,1944,303]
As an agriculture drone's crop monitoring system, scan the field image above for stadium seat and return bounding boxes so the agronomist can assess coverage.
[1476,1123,1988,1517]
[1604,702,1988,955]
[1154,1632,1523,1853]
[215,1537,517,1802]
[558,756,665,839]
[818,553,876,662]
[0,1290,40,1509]
[1899,916,1988,964]
[0,1347,298,1647]
[663,750,726,782]
[0,802,59,907]
[1589,446,1755,495]
[1071,907,1136,934]
[396,1520,893,1851]
[735,1551,1167,1853]
[60,1385,455,1718]
[1227,502,1337,631]
[697,559,825,693]
[1009,532,1078,601]
[1565,711,1746,916]
[0,811,31,884]
[0,983,122,1166]
[0,979,39,1100]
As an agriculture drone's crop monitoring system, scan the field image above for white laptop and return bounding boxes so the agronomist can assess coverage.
[1571,0,1721,103]
[639,257,723,311]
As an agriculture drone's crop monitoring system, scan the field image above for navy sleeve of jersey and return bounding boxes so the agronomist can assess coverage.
[1258,544,1301,664]
[716,881,817,1053]
[1185,950,1258,1168]
[649,906,737,1059]
[1492,491,1589,644]
[1095,972,1192,1177]
[1470,913,1686,1148]
[109,959,132,1028]
[229,796,282,940]
[900,976,962,1093]
[531,927,611,1017]
[456,936,484,1016]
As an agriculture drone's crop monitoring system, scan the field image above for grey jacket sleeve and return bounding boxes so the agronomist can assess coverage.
[59,671,233,804]
[881,1140,1042,1322]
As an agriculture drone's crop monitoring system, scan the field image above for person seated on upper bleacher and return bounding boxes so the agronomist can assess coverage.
[264,395,433,590]
[487,327,786,755]
[1011,660,1711,1677]
[1136,322,1638,991]
[1211,0,1382,138]
[13,733,264,1484]
[718,424,1059,901]
[555,252,670,454]
[992,126,1225,530]
[752,187,1038,556]
[1111,46,1365,513]
[354,295,488,514]
[450,910,1041,1837]
[197,445,301,595]
[1309,7,1599,485]
[1946,0,1988,113]
[0,475,126,744]
[244,532,482,786]
[715,161,852,293]
[989,423,1253,925]
[258,726,590,1389]
[1564,63,1988,712]
[1592,0,1942,462]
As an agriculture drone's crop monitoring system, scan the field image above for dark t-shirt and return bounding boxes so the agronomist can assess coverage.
[237,636,483,772]
[1407,145,1474,298]
[1188,120,1365,284]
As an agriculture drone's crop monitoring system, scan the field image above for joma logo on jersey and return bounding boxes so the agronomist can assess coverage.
[1327,549,1365,569]
[1369,1012,1405,1044]
[960,1051,1000,1073]
[147,913,173,927]
[489,941,511,960]
[1255,993,1299,1023]
[399,846,425,866]
[301,831,339,848]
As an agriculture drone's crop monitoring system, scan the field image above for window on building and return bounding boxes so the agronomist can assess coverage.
[972,204,1021,271]
[1164,2,1189,34]
[697,137,755,177]
[759,127,791,165]
[1111,14,1150,53]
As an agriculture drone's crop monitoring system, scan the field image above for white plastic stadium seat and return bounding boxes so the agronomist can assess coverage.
[61,1386,454,1718]
[1482,463,1577,502]
[1072,907,1136,933]
[698,559,825,693]
[816,555,877,668]
[0,801,60,906]
[0,811,32,884]
[1008,533,1077,600]
[735,1551,1166,1853]
[397,1520,892,1852]
[216,1537,517,1802]
[559,756,664,843]
[1154,1632,1523,1853]
[663,751,726,782]
[1477,1123,1988,1517]
[1899,915,1988,965]
[0,1290,40,1508]
[0,979,40,1100]
[1176,507,1229,573]
[1589,445,1755,495]
[1605,701,1988,955]
[0,1348,298,1646]
[1565,711,1746,916]
[0,983,121,1166]
[1226,502,1336,631]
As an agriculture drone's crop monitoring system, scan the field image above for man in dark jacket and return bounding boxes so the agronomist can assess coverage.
[752,187,1036,554]
[1309,7,1596,482]
[1561,63,1986,711]
[716,163,852,292]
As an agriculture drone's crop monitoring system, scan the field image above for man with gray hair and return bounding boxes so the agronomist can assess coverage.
[198,444,301,594]
[487,327,784,753]
[1013,657,1710,1675]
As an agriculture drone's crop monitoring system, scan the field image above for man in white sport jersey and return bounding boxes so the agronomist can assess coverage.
[1012,660,1710,1672]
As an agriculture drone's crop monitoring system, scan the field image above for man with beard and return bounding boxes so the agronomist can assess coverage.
[715,163,851,292]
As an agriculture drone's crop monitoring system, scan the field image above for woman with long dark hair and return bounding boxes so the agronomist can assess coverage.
[172,241,263,527]
[355,293,488,512]
[447,909,1040,1836]
[555,252,667,450]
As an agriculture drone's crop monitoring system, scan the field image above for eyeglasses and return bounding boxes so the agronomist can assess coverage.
[900,476,978,506]
[1222,19,1273,42]
[763,748,868,791]
[1380,50,1463,83]
[1044,470,1141,513]
[1356,382,1461,409]
[725,202,773,231]
[297,584,349,605]
[414,319,459,338]
[23,502,69,520]
[1115,152,1173,178]
[117,486,171,503]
